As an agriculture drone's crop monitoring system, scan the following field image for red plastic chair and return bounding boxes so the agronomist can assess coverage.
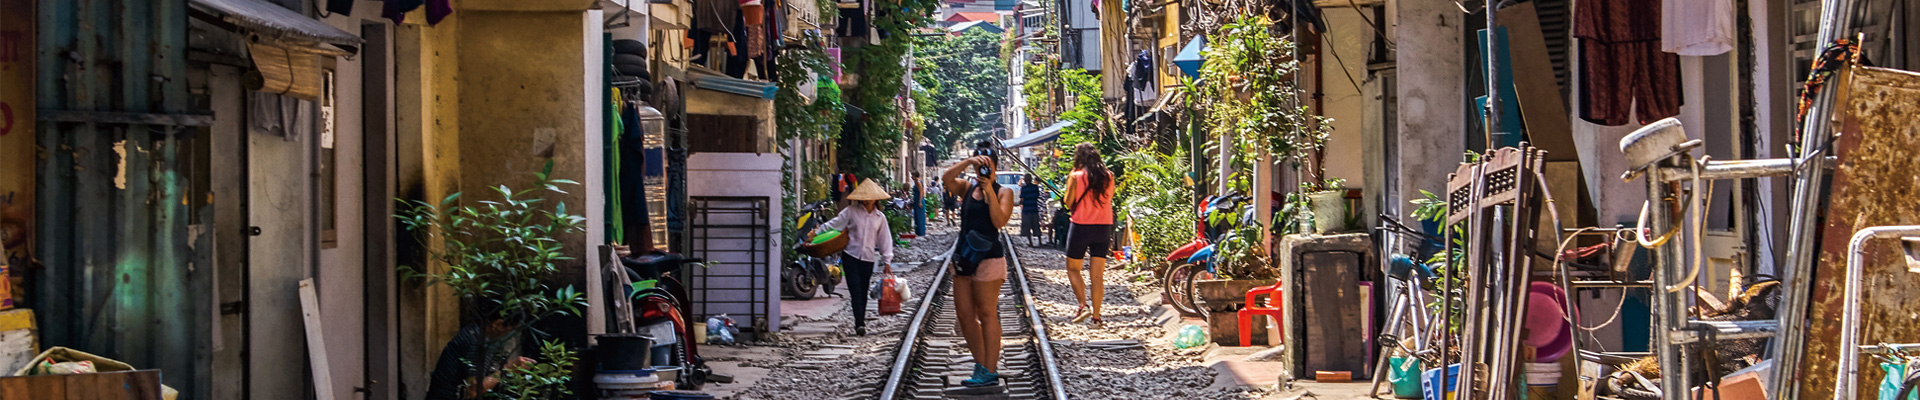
[1238,282,1285,347]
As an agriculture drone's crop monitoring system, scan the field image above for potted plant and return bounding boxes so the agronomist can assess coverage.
[1303,177,1348,234]
[397,160,589,399]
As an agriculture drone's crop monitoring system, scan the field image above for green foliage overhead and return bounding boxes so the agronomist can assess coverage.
[776,31,847,255]
[914,29,1011,160]
[841,0,939,182]
[1193,15,1334,195]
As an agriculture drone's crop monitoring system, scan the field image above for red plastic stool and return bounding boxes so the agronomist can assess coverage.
[1238,282,1285,347]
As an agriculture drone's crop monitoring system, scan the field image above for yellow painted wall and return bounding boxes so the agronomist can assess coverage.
[394,14,464,399]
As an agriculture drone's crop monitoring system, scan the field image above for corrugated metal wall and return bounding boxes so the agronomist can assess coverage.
[33,0,210,397]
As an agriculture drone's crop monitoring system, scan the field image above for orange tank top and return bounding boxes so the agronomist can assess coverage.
[1068,170,1115,225]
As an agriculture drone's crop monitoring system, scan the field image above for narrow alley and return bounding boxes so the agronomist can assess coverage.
[2,0,1920,399]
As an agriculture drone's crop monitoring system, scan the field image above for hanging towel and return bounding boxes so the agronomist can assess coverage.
[1660,0,1734,56]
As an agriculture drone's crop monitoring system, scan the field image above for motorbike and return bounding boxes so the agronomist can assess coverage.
[784,200,847,300]
[612,248,733,390]
[1161,193,1257,317]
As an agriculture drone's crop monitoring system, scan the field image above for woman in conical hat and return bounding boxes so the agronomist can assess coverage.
[816,179,894,336]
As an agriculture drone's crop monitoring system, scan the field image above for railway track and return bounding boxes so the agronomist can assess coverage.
[876,235,1068,399]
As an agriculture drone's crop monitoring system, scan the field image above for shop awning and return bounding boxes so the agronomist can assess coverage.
[190,0,363,50]
[1000,121,1075,148]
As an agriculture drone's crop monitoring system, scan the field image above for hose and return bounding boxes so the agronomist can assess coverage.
[1667,155,1712,293]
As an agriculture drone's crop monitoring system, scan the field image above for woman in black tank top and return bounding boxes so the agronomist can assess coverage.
[940,144,1016,387]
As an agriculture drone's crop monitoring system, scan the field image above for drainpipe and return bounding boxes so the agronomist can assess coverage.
[1836,225,1920,400]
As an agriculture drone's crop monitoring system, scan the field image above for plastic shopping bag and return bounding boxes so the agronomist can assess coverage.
[878,265,903,315]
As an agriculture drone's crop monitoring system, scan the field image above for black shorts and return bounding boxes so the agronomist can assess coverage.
[1021,212,1042,237]
[1065,223,1113,260]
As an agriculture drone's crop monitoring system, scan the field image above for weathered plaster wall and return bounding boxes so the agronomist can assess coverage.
[1391,0,1464,206]
[1319,9,1373,198]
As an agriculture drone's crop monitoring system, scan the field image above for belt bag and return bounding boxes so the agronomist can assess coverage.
[954,231,994,276]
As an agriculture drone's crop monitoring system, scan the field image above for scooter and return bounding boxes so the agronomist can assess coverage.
[784,200,846,300]
[1160,194,1256,317]
[614,249,734,390]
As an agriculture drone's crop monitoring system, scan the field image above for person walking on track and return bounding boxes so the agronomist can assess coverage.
[1062,143,1115,325]
[817,179,894,336]
[1019,174,1044,246]
[941,142,1016,387]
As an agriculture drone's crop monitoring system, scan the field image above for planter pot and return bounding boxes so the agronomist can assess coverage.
[1307,190,1348,234]
[1194,278,1279,346]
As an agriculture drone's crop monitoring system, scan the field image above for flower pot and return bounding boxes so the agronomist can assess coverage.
[1307,190,1347,234]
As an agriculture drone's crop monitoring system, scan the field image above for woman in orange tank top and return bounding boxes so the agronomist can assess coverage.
[1062,143,1115,324]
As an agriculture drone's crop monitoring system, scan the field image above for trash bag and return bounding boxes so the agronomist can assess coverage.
[1880,361,1920,400]
[1389,356,1423,399]
[706,315,738,345]
[879,265,903,315]
[1174,325,1208,349]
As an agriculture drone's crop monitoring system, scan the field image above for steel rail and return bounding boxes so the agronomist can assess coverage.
[877,234,1066,399]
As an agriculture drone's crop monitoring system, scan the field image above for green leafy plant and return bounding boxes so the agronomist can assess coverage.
[1116,147,1196,270]
[840,0,937,180]
[493,339,580,400]
[396,160,588,396]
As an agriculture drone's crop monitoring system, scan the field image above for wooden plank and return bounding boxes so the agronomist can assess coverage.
[1497,3,1578,162]
[299,279,337,400]
[1301,251,1367,377]
[1799,66,1920,399]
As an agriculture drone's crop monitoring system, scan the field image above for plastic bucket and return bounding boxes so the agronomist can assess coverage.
[596,334,655,371]
[1422,364,1461,400]
[1389,357,1424,399]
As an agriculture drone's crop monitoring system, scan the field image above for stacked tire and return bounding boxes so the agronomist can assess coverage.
[612,39,654,96]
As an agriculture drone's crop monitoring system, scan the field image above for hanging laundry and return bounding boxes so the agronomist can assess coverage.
[426,0,452,25]
[1661,0,1734,56]
[1574,0,1682,126]
[383,0,424,24]
[747,24,768,59]
[326,0,353,16]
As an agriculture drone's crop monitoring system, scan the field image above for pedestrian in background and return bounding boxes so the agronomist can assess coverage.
[941,143,1015,387]
[816,180,894,336]
[1019,175,1043,246]
[1062,143,1115,325]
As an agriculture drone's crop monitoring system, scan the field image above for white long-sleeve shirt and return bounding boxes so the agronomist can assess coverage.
[820,205,894,265]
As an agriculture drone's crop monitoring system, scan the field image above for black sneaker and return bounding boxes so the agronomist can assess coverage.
[855,326,867,336]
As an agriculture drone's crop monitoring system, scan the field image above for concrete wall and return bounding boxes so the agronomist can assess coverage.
[395,17,465,399]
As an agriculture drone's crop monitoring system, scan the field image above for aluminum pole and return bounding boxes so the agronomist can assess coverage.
[1774,1,1862,398]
